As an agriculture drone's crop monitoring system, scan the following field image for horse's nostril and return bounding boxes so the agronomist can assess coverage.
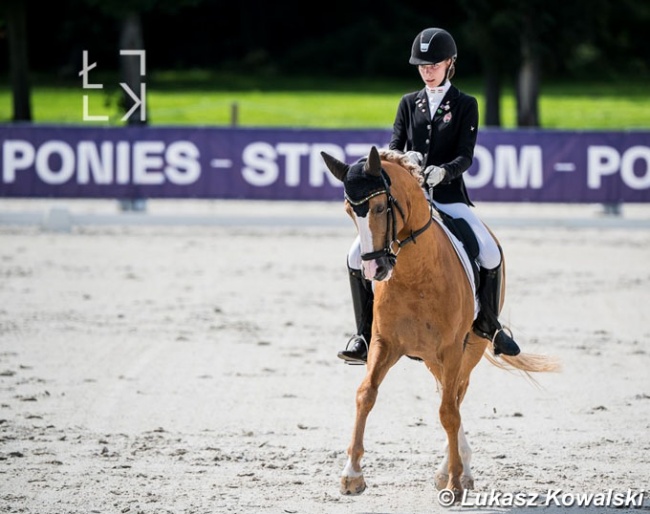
[375,266,387,280]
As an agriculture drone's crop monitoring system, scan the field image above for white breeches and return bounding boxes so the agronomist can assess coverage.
[347,202,501,272]
[347,235,363,270]
[432,201,501,270]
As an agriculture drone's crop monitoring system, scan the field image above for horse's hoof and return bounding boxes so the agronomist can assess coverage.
[461,475,475,490]
[340,475,367,495]
[434,472,448,491]
[434,472,474,491]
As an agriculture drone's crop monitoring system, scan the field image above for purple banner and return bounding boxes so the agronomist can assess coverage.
[1,125,649,202]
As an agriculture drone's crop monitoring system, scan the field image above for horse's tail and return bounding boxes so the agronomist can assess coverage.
[483,350,562,386]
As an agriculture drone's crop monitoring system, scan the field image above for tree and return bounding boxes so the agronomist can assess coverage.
[460,0,516,127]
[515,2,541,127]
[118,11,147,124]
[3,0,32,121]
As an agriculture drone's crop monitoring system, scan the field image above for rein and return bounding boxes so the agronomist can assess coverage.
[349,168,432,265]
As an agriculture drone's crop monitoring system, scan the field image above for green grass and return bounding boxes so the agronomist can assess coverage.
[1,71,649,129]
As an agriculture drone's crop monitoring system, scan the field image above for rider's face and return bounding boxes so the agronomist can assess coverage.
[418,60,451,88]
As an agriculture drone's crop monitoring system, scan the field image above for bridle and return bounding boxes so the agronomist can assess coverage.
[346,168,432,267]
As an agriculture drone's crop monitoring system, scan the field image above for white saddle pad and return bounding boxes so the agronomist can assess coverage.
[432,216,479,320]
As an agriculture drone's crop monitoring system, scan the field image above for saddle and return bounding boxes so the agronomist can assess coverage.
[435,208,480,290]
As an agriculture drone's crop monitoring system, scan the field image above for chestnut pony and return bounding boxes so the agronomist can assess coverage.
[322,146,559,500]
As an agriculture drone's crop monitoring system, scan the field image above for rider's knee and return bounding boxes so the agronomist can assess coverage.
[477,240,501,270]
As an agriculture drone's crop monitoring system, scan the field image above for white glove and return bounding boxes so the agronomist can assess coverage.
[423,165,446,188]
[404,151,424,166]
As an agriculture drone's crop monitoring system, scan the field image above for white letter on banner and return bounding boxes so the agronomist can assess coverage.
[310,144,345,187]
[242,142,278,186]
[133,141,165,185]
[494,145,543,189]
[464,145,492,188]
[165,141,201,185]
[78,141,113,184]
[36,141,75,184]
[588,146,620,189]
[620,146,650,189]
[2,140,35,183]
[116,142,130,184]
[277,143,309,186]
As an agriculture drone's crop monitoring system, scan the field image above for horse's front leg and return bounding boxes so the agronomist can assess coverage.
[341,346,396,495]
[434,423,475,490]
[341,374,376,495]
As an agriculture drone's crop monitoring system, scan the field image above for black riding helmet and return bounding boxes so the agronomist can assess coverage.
[409,28,457,65]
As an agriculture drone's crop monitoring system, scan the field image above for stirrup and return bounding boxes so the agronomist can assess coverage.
[337,335,368,365]
[492,326,521,356]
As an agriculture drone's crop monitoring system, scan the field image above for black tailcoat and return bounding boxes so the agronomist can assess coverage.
[389,85,479,205]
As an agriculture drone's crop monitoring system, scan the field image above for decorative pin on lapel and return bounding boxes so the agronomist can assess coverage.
[443,112,452,123]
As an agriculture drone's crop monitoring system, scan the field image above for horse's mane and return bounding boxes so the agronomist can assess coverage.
[377,149,441,221]
[378,149,425,187]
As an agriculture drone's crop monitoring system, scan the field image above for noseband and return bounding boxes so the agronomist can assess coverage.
[346,168,432,267]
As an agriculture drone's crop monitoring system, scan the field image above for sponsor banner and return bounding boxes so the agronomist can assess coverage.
[1,125,649,202]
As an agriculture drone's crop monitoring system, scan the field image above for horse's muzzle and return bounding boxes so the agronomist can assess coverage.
[363,256,393,282]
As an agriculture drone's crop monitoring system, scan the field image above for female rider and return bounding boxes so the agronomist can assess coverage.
[338,27,521,364]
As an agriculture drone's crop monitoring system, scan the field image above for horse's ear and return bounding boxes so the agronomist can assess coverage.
[321,152,349,182]
[364,146,381,177]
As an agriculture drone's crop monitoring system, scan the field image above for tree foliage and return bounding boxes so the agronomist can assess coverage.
[1,0,647,126]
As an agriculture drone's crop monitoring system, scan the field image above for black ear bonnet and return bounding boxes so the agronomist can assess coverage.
[344,158,391,217]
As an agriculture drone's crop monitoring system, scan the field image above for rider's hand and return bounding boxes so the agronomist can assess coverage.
[404,151,424,166]
[423,165,446,188]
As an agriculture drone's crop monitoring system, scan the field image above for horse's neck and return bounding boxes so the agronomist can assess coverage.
[401,193,438,247]
[394,196,447,280]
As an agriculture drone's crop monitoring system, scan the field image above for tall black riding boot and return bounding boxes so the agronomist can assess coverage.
[473,265,521,356]
[338,267,373,364]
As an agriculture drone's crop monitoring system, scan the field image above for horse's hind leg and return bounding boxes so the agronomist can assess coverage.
[435,335,485,490]
[438,360,464,498]
[341,349,398,495]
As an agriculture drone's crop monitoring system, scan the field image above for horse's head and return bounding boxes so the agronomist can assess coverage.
[321,146,413,282]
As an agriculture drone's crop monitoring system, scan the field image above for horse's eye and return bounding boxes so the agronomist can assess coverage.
[373,204,386,215]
